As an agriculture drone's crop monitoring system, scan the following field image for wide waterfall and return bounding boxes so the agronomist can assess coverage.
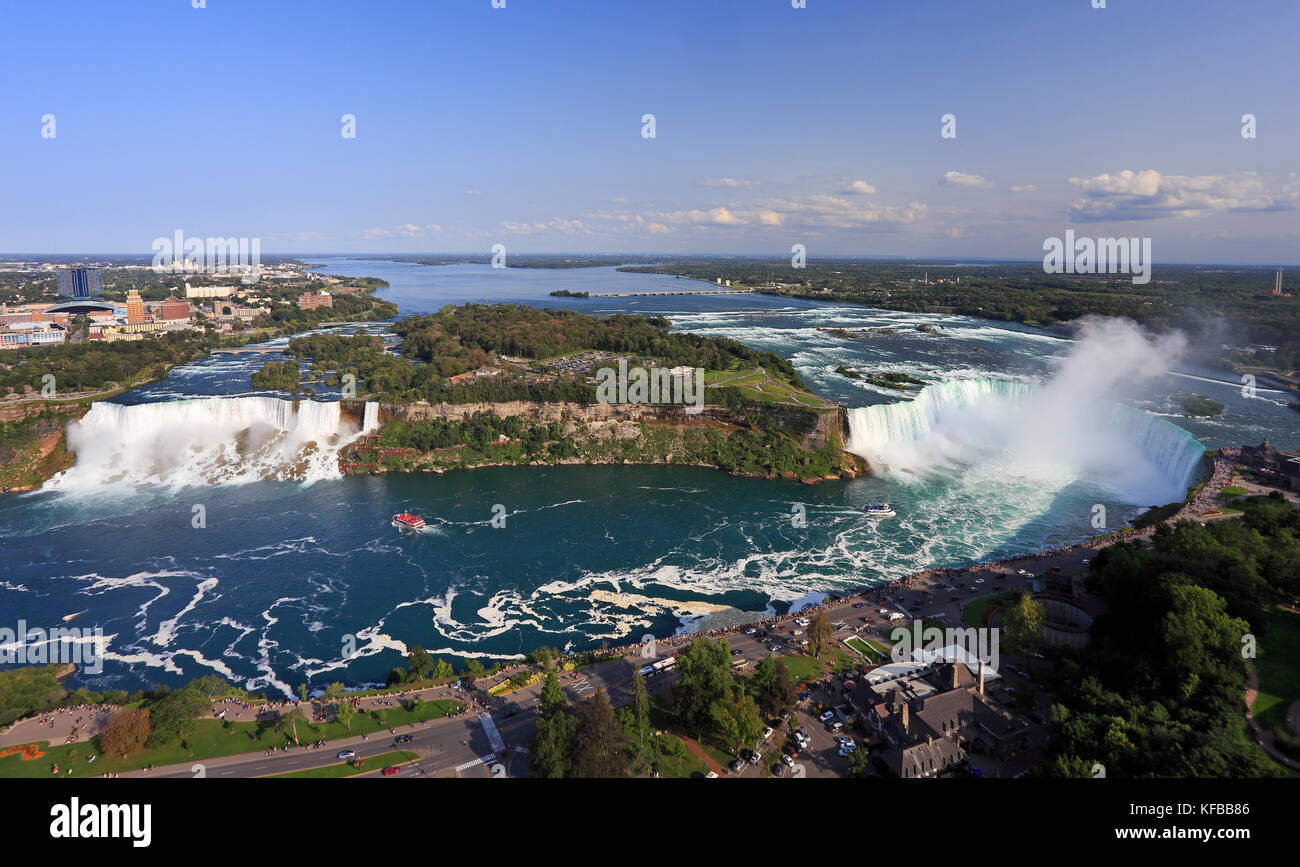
[845,378,1206,506]
[47,397,378,490]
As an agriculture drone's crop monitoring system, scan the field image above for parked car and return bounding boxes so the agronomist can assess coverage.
[731,648,744,656]
[781,754,795,768]
[744,627,757,635]
[974,578,985,584]
[819,710,835,723]
[774,762,787,776]
[749,751,762,765]
[770,644,782,653]
[852,602,866,608]
[381,765,401,776]
[761,727,774,741]
[731,758,746,772]
[337,750,357,760]
[798,691,810,701]
[827,720,844,732]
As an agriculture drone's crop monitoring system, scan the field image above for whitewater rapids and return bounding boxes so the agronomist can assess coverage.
[47,397,380,491]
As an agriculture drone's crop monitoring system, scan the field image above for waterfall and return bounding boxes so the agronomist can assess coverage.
[845,378,1205,505]
[363,401,380,433]
[47,396,369,491]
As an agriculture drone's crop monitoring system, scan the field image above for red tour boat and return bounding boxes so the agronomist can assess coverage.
[391,513,426,531]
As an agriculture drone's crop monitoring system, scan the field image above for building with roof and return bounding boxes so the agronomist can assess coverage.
[849,660,1029,778]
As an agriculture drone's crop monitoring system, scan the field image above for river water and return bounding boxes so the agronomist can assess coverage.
[1,259,1295,697]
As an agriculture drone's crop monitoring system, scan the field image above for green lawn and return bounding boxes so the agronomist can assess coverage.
[649,733,711,778]
[963,591,1018,628]
[781,654,825,683]
[1220,485,1251,498]
[845,636,886,662]
[269,750,419,778]
[1254,607,1300,732]
[0,699,462,779]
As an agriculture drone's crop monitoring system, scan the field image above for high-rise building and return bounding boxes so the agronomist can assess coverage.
[57,267,101,299]
[125,289,145,324]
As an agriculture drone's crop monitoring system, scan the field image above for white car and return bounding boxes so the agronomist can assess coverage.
[761,727,774,741]
[744,627,758,635]
[749,751,762,765]
[795,617,810,627]
[974,578,985,584]
[1017,569,1027,575]
[337,750,357,760]
[819,710,836,723]
[791,629,804,636]
[781,754,795,768]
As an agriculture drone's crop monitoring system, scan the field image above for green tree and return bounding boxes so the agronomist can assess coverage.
[529,673,573,779]
[406,646,434,679]
[673,637,734,738]
[628,671,653,773]
[807,610,834,660]
[713,688,764,755]
[145,687,208,747]
[335,699,355,730]
[1001,594,1045,662]
[568,688,629,778]
[750,656,797,718]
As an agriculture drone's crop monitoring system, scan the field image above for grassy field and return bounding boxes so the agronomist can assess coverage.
[845,636,886,662]
[0,699,462,779]
[963,591,1018,628]
[1254,606,1300,732]
[649,733,712,778]
[268,750,419,778]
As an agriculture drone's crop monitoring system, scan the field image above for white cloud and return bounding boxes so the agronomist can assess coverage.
[464,189,482,196]
[840,180,878,195]
[1010,184,1038,193]
[939,171,992,189]
[700,177,759,189]
[1067,169,1299,221]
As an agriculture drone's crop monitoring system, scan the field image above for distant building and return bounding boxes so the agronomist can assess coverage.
[1240,440,1300,492]
[297,292,333,310]
[158,297,192,322]
[0,323,66,350]
[57,267,101,299]
[125,290,146,325]
[185,283,233,299]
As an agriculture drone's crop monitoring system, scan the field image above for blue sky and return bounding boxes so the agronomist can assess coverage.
[2,0,1298,262]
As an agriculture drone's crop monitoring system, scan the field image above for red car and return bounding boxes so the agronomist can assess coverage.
[381,765,401,776]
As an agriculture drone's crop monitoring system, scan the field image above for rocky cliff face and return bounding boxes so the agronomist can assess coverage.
[377,399,842,450]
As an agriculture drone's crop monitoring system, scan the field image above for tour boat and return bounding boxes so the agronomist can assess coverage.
[861,504,896,518]
[391,513,427,531]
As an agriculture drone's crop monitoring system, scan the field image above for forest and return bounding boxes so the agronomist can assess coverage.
[1042,494,1300,777]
